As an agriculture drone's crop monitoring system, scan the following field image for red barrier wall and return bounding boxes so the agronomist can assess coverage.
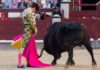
[0,17,52,40]
[0,9,52,40]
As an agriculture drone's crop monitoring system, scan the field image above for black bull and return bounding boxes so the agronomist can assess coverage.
[39,22,96,65]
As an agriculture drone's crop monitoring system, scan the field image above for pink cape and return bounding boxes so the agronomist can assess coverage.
[13,34,52,67]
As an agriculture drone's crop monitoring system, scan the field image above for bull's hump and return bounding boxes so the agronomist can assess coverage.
[64,23,81,30]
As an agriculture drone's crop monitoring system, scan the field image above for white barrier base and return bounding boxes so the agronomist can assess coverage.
[0,40,43,43]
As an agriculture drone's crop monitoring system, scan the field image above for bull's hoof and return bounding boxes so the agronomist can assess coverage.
[66,62,71,65]
[71,62,75,65]
[92,61,97,66]
[71,63,75,66]
[66,62,75,65]
[66,60,75,65]
[51,62,56,65]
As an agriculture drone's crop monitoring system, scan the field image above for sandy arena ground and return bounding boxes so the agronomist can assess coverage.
[0,43,100,70]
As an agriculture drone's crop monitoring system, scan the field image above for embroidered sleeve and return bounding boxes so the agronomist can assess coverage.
[24,13,36,26]
[24,13,37,34]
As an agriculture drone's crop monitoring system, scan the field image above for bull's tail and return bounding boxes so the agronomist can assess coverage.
[38,48,44,58]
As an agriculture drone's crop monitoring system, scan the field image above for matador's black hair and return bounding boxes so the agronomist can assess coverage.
[31,2,39,11]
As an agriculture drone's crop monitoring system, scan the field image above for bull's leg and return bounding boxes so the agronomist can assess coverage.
[51,57,57,65]
[83,39,96,65]
[66,47,75,65]
[51,54,61,65]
